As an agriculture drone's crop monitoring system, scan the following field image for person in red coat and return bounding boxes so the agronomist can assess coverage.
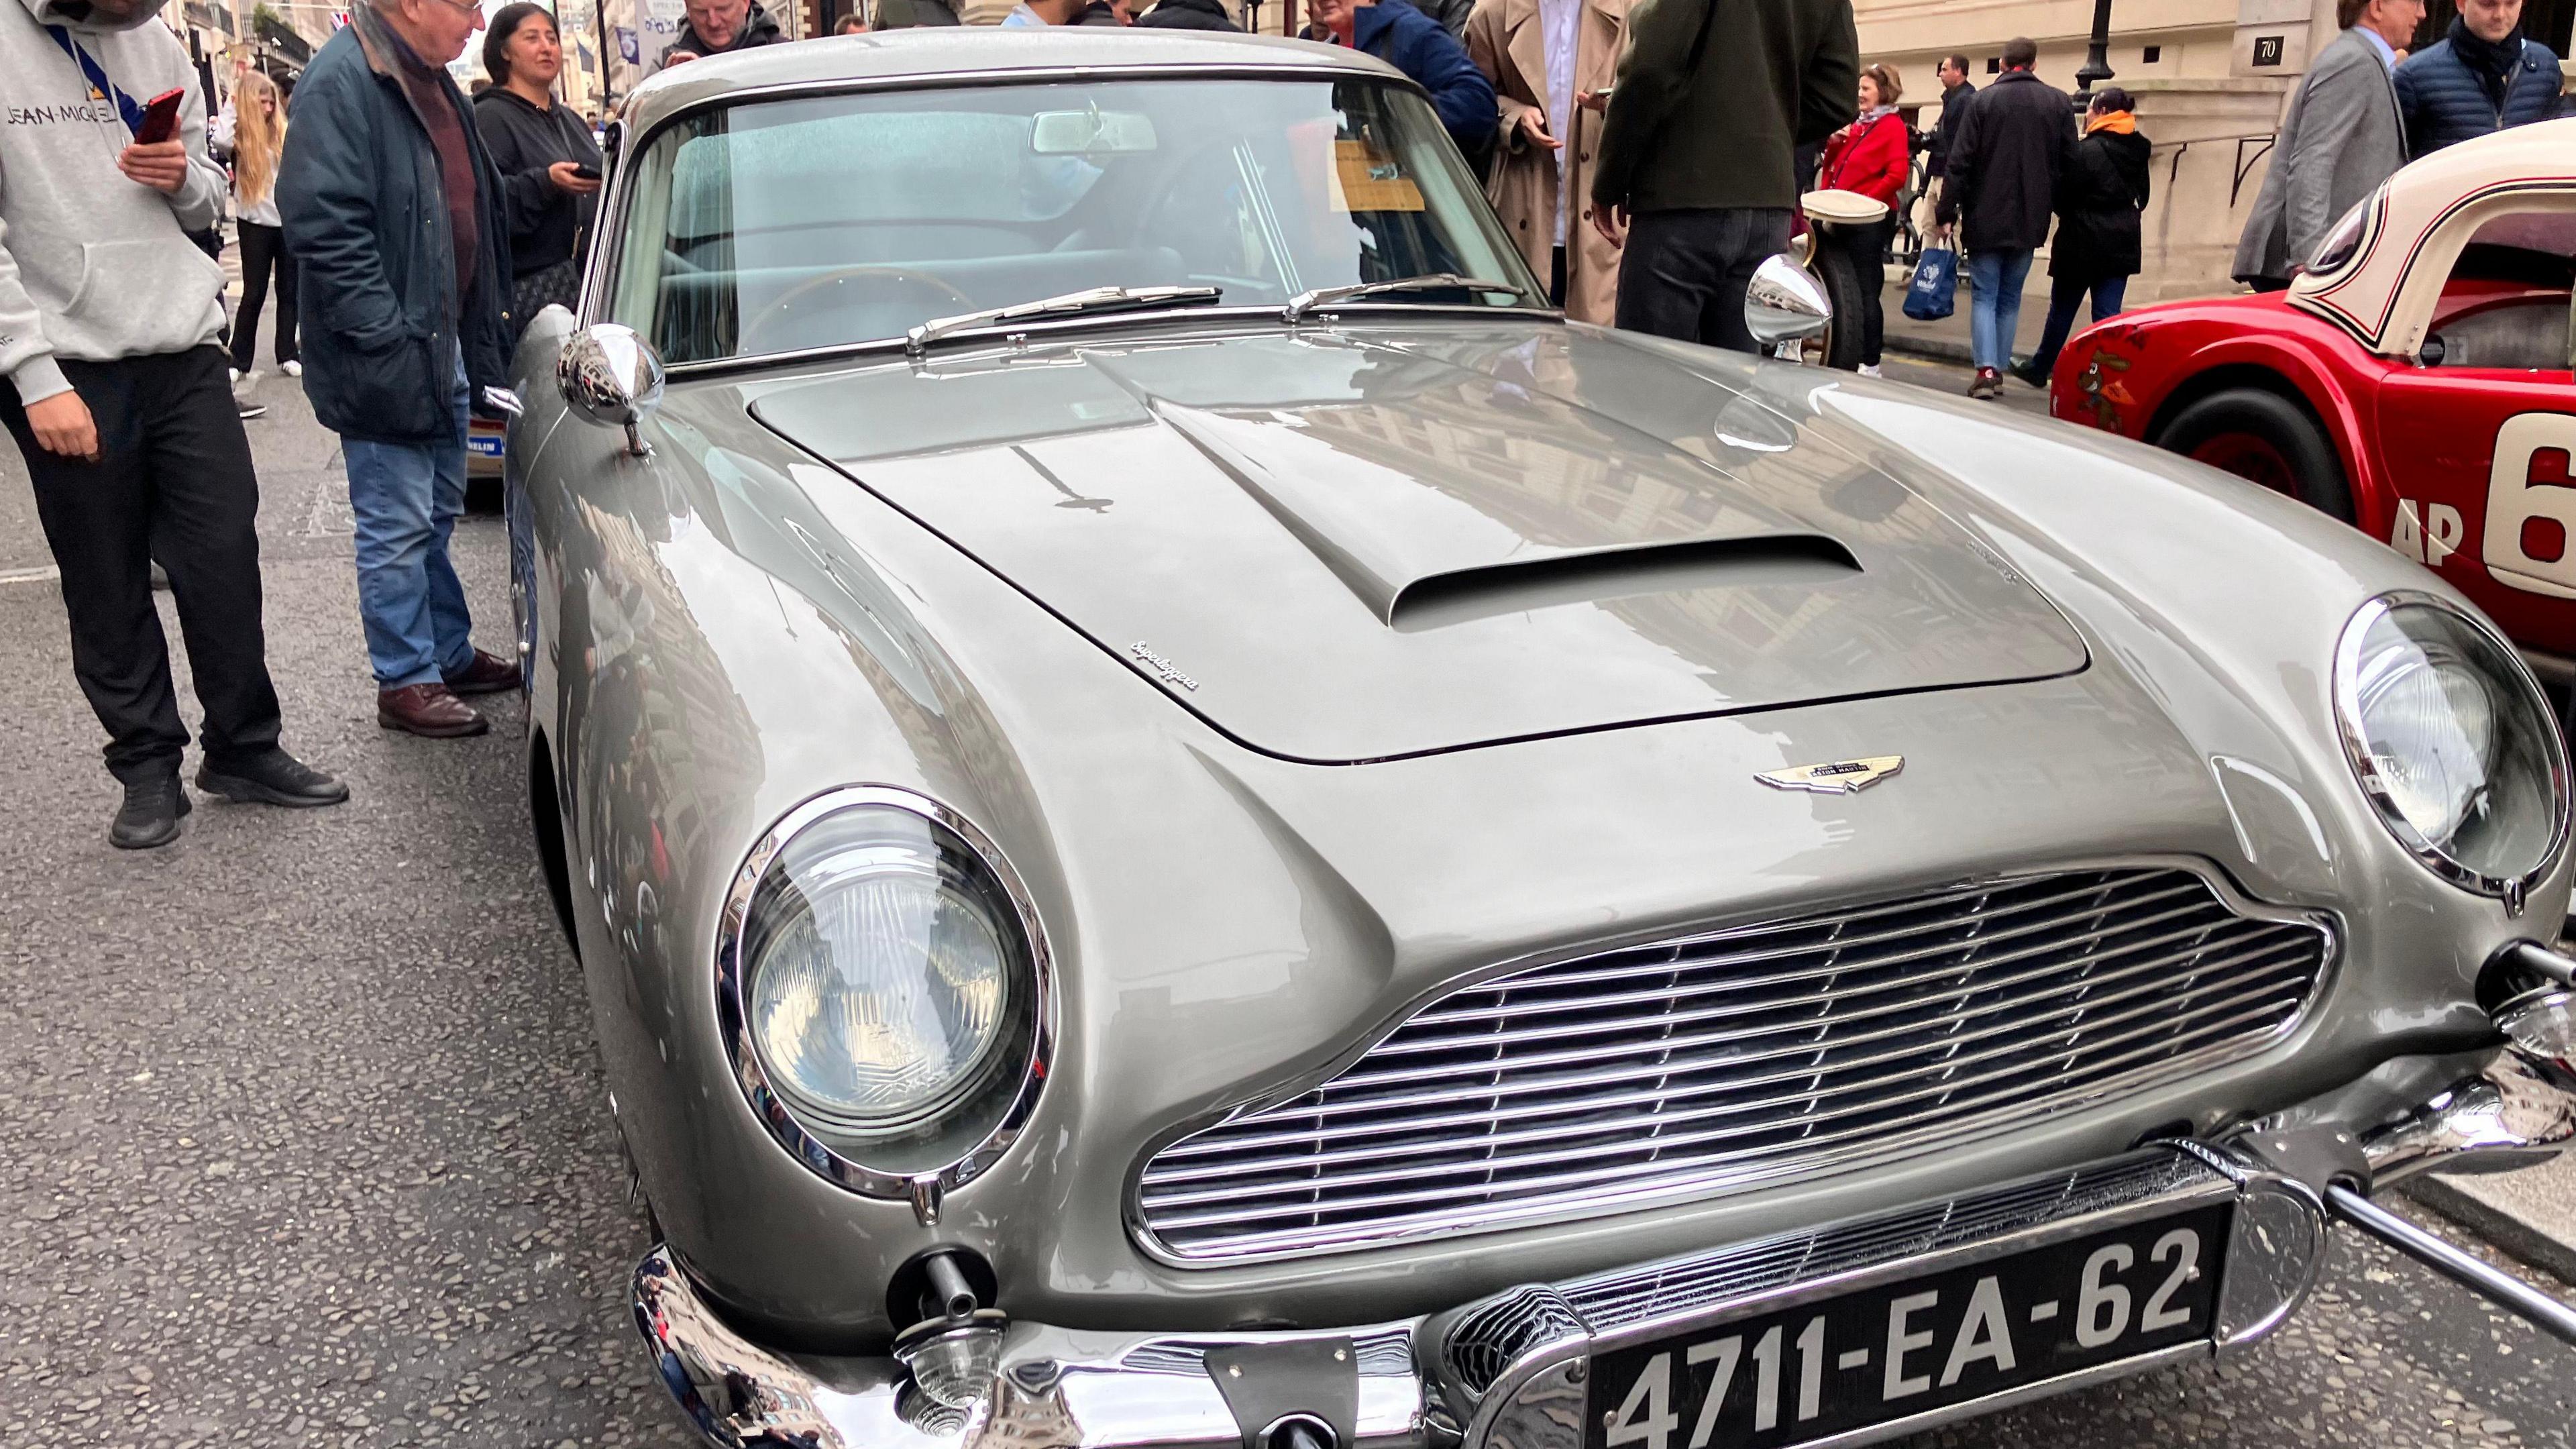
[1815,62,1909,375]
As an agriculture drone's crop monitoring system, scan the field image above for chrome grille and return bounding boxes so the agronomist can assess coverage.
[1560,1148,2219,1336]
[1136,867,2329,1263]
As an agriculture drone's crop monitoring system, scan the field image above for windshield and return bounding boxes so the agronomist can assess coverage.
[2454,208,2576,290]
[609,77,1542,365]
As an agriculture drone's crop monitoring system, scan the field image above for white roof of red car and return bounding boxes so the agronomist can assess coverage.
[2291,116,2576,356]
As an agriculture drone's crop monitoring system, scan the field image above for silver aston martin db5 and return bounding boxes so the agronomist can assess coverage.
[500,28,2576,1449]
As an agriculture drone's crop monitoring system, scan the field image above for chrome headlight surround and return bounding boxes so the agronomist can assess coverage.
[716,785,1054,1220]
[2332,592,2571,915]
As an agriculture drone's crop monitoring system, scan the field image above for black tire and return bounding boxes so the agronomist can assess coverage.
[1805,233,1870,372]
[2151,386,2355,523]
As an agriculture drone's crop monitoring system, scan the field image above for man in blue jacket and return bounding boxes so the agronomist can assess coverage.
[1305,0,1497,165]
[280,0,523,739]
[2395,0,2565,155]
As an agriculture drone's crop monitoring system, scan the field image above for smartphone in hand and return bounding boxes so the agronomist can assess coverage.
[134,87,186,145]
[571,163,601,181]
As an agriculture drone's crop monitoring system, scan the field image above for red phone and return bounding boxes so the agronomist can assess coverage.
[134,87,185,145]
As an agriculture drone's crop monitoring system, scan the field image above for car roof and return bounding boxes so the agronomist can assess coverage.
[620,30,1407,136]
[2290,115,2576,354]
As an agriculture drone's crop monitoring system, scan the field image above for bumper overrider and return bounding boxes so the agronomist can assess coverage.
[635,966,2576,1449]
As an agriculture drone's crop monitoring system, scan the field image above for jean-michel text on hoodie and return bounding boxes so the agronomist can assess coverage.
[7,101,128,131]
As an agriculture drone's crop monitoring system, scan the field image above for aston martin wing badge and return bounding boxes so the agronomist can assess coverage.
[1756,755,1904,794]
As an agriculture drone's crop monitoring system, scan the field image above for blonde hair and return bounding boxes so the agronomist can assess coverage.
[1862,62,1903,106]
[232,73,285,209]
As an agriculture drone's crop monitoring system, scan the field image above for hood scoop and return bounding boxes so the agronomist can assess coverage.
[1389,535,1863,633]
[750,331,2087,763]
[1151,396,1858,631]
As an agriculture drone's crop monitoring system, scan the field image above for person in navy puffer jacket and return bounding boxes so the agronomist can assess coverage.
[2394,0,2565,156]
[1305,0,1498,169]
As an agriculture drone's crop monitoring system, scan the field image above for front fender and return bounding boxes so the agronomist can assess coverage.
[2155,334,2394,538]
[2061,311,2401,543]
[529,378,1076,1348]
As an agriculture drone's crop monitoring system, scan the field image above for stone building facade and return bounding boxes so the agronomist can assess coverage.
[1861,1,2573,299]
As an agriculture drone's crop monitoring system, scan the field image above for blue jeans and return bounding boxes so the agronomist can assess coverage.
[343,356,474,688]
[2025,273,2130,381]
[1968,248,2035,373]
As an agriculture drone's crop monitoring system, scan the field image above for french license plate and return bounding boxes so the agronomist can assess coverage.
[1586,1203,2230,1448]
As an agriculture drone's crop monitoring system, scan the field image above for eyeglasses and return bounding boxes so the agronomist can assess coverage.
[421,0,485,17]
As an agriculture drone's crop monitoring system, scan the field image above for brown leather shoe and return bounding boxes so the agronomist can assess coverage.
[378,683,490,738]
[443,647,521,696]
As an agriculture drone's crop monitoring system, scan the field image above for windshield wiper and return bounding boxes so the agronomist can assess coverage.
[905,285,1223,358]
[1281,274,1525,325]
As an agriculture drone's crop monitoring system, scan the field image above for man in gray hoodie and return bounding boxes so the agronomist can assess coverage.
[0,0,344,847]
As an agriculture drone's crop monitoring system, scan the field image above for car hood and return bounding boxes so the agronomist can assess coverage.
[749,323,2088,762]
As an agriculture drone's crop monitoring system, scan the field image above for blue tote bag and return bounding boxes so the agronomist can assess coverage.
[1902,245,1958,322]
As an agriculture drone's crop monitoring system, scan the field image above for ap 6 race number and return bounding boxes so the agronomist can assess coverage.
[2483,413,2576,600]
[2394,412,2576,599]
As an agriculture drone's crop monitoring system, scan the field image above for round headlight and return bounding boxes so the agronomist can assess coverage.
[2335,594,2569,906]
[721,788,1051,1197]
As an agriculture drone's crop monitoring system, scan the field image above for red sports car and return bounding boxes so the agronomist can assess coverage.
[2049,119,2576,679]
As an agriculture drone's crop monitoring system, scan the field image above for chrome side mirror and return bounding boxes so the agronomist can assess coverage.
[1744,253,1832,348]
[557,323,664,457]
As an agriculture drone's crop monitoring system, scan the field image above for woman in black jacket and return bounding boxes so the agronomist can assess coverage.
[474,3,606,339]
[2015,88,2151,387]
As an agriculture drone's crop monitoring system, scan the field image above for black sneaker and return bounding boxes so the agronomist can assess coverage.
[110,775,190,850]
[196,749,350,808]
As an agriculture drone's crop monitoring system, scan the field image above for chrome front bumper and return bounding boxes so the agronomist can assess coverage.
[635,1041,2576,1449]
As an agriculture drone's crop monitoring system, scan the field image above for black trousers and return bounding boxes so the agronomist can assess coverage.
[1614,207,1794,354]
[1824,215,1894,365]
[231,220,300,372]
[0,345,282,784]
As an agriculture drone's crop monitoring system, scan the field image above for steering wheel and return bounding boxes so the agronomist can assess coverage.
[737,265,975,354]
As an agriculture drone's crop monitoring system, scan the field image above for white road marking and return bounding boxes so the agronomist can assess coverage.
[301,458,356,538]
[0,565,60,586]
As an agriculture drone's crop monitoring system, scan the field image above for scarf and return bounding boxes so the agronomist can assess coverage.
[362,9,480,321]
[1860,105,1898,124]
[2449,16,2522,109]
[2084,111,2137,136]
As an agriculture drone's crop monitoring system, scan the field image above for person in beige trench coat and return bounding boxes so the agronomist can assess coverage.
[1464,0,1626,324]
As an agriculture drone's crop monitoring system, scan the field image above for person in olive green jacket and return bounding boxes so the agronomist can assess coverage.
[1589,0,1858,353]
[873,0,961,25]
